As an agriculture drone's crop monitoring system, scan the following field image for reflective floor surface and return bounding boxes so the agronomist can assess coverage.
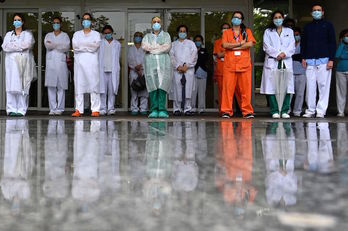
[0,117,348,230]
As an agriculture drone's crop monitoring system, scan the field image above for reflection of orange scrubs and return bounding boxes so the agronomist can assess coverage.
[216,122,257,204]
[213,38,224,113]
[221,28,256,117]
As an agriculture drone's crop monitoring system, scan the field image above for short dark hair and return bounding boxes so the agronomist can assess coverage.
[194,35,204,42]
[267,10,285,30]
[176,24,188,33]
[293,27,302,34]
[312,3,324,11]
[339,29,348,40]
[102,24,114,33]
[220,23,230,30]
[82,12,93,20]
[53,16,62,23]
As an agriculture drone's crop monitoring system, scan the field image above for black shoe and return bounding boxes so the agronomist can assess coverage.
[173,111,182,116]
[185,111,194,116]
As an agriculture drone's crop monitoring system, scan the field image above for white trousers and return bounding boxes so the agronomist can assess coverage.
[292,74,306,115]
[305,64,332,115]
[336,71,348,114]
[130,89,148,113]
[173,99,192,113]
[100,72,116,113]
[48,87,65,113]
[6,92,29,115]
[75,93,100,113]
[191,78,207,112]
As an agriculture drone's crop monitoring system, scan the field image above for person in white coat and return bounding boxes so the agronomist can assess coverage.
[72,13,101,117]
[1,13,36,116]
[128,32,148,115]
[99,25,121,116]
[260,10,295,119]
[170,25,198,116]
[44,17,71,116]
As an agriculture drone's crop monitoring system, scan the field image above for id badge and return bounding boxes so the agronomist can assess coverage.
[234,51,241,56]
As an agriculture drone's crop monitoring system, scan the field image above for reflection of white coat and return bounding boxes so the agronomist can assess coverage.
[43,120,69,199]
[44,31,70,89]
[99,39,121,95]
[261,28,295,94]
[0,120,34,201]
[72,120,100,202]
[170,39,198,100]
[1,30,35,94]
[72,30,101,94]
[128,45,148,97]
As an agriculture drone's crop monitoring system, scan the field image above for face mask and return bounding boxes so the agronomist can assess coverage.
[105,33,113,40]
[295,35,301,42]
[195,41,202,47]
[312,10,322,20]
[273,18,283,27]
[53,23,60,31]
[13,21,22,29]
[134,36,142,44]
[82,20,91,29]
[178,32,187,40]
[152,22,161,31]
[344,37,348,43]
[231,18,242,26]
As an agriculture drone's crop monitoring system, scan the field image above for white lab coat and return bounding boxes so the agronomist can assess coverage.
[128,45,148,97]
[99,38,121,95]
[261,27,296,94]
[72,30,101,94]
[170,39,198,101]
[1,30,35,94]
[44,31,70,89]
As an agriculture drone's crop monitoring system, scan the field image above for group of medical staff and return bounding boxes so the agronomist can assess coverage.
[1,4,347,118]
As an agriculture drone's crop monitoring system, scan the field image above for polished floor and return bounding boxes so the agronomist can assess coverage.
[0,116,348,230]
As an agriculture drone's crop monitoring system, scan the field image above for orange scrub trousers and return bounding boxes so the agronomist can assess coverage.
[213,38,224,113]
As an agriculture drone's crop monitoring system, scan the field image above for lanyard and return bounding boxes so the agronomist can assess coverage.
[232,28,240,42]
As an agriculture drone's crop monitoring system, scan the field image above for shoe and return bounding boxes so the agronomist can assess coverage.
[293,112,301,117]
[184,111,194,116]
[222,114,230,119]
[108,110,116,115]
[244,114,254,119]
[54,111,63,116]
[173,111,182,116]
[91,112,100,117]
[100,110,106,116]
[8,112,16,117]
[337,113,345,117]
[282,113,290,119]
[140,111,148,116]
[131,111,138,116]
[16,113,24,117]
[302,113,314,118]
[148,111,159,118]
[72,110,82,117]
[158,111,169,118]
[272,113,280,119]
[49,111,55,116]
[316,113,324,118]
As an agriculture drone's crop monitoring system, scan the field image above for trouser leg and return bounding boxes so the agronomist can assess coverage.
[216,76,223,113]
[130,89,139,112]
[191,79,198,112]
[139,96,148,112]
[293,74,306,115]
[6,92,17,114]
[198,78,207,112]
[184,98,192,113]
[75,94,84,113]
[107,74,115,113]
[316,64,332,115]
[149,90,159,113]
[267,95,279,115]
[305,67,317,115]
[47,87,57,112]
[57,88,65,112]
[236,70,253,116]
[17,94,29,115]
[221,71,237,116]
[336,72,347,114]
[90,92,101,112]
[281,94,291,114]
[158,89,167,113]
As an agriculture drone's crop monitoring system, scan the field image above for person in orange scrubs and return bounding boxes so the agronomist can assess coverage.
[213,23,230,114]
[221,11,256,119]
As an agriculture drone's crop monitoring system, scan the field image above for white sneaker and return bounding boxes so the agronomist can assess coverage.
[100,110,106,116]
[293,112,301,117]
[222,114,230,119]
[303,113,314,118]
[316,113,324,118]
[54,111,63,115]
[282,113,290,119]
[337,113,345,117]
[272,113,280,119]
[108,110,116,115]
[49,111,55,116]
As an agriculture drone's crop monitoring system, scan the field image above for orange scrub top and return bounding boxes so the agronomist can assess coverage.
[213,38,225,78]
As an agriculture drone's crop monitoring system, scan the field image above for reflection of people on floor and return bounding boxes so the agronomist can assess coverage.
[262,122,297,208]
[337,123,348,184]
[43,120,69,200]
[196,122,208,163]
[72,121,101,212]
[293,122,307,170]
[143,122,173,215]
[0,120,34,213]
[98,121,121,193]
[216,121,257,218]
[305,122,334,173]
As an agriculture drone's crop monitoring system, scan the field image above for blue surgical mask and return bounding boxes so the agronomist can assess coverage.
[273,18,283,27]
[195,41,202,47]
[134,36,142,44]
[82,20,91,29]
[295,35,301,42]
[312,10,322,20]
[178,32,187,40]
[344,37,348,44]
[13,21,22,29]
[231,17,242,26]
[53,23,60,31]
[152,22,161,31]
[105,33,113,40]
